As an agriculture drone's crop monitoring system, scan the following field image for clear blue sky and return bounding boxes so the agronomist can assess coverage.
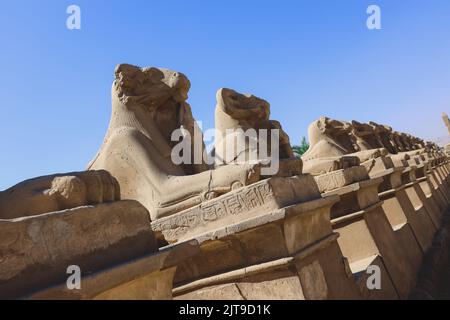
[1,0,449,190]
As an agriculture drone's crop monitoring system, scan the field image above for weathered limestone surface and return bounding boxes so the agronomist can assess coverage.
[0,200,152,297]
[172,195,360,300]
[87,64,264,221]
[320,172,420,299]
[214,87,301,174]
[0,170,120,219]
[442,112,450,135]
[302,117,383,175]
[302,116,450,299]
[26,240,199,300]
[1,64,449,300]
[302,155,360,176]
[314,166,368,193]
[151,175,321,243]
[0,198,199,300]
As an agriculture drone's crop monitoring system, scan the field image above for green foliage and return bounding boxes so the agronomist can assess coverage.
[292,137,310,158]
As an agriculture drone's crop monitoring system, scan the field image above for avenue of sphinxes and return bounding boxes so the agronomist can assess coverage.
[1,64,450,300]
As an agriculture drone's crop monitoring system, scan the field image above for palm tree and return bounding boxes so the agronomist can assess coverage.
[292,137,309,158]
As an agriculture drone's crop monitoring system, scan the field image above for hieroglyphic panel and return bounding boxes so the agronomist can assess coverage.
[151,180,276,241]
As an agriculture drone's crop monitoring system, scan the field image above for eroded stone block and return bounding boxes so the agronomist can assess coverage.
[151,176,321,243]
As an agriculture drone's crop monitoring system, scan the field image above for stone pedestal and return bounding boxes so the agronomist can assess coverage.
[432,164,450,197]
[362,156,395,179]
[352,255,398,300]
[430,161,450,190]
[396,165,437,250]
[414,176,443,228]
[27,240,199,300]
[0,200,198,300]
[418,173,448,221]
[375,167,423,282]
[426,167,450,210]
[152,176,361,300]
[411,157,448,227]
[322,173,420,299]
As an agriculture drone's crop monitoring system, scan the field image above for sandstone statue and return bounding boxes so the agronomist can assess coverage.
[301,117,383,174]
[0,170,120,219]
[88,64,262,220]
[214,87,302,176]
[368,122,398,154]
[442,112,450,135]
[410,136,425,150]
[351,120,388,155]
[391,131,407,152]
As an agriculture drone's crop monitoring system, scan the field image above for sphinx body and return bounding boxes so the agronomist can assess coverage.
[0,170,120,219]
[351,120,388,155]
[368,122,399,154]
[301,117,382,174]
[398,132,425,155]
[214,88,302,176]
[88,65,261,220]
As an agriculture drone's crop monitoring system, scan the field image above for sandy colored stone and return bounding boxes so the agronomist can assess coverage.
[214,87,301,175]
[0,200,157,298]
[302,156,360,175]
[313,165,369,193]
[302,117,382,164]
[368,122,398,154]
[26,240,199,300]
[172,194,361,300]
[151,175,322,243]
[88,64,264,220]
[351,120,388,155]
[442,112,450,135]
[0,170,120,219]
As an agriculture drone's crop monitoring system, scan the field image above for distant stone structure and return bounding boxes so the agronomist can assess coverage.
[441,112,450,156]
[1,64,449,300]
[442,112,450,135]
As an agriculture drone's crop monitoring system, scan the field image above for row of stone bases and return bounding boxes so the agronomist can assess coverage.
[1,64,449,300]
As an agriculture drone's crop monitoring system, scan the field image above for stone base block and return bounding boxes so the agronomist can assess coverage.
[313,166,368,193]
[0,200,158,299]
[394,186,435,252]
[351,255,398,300]
[151,175,321,243]
[362,156,395,178]
[332,202,422,299]
[322,178,383,219]
[26,240,199,300]
[172,195,361,300]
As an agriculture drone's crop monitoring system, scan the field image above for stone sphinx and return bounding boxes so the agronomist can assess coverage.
[303,117,384,161]
[399,133,425,154]
[0,168,199,299]
[391,131,407,152]
[366,121,417,167]
[410,136,425,150]
[88,64,262,220]
[301,117,382,174]
[401,133,415,150]
[388,131,425,159]
[214,87,302,176]
[368,121,398,154]
[0,170,119,219]
[351,120,388,155]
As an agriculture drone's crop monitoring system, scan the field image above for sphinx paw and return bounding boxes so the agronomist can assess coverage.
[45,170,121,210]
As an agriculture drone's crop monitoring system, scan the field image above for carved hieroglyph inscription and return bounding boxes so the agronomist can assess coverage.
[152,181,275,242]
[152,175,321,242]
[314,166,368,193]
